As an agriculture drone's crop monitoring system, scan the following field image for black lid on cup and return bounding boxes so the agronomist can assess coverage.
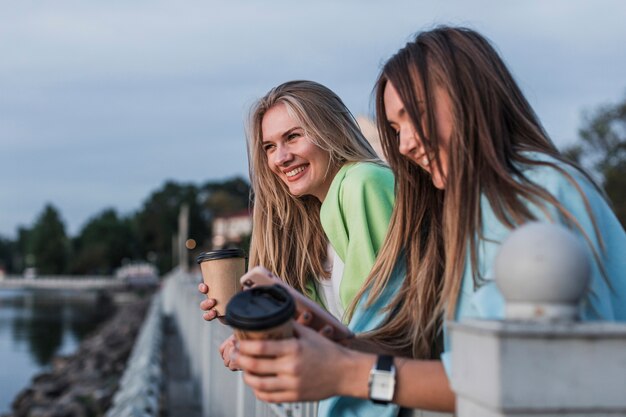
[196,248,246,264]
[225,285,295,331]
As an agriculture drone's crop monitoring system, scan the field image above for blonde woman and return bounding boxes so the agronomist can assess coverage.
[233,27,626,415]
[199,80,403,414]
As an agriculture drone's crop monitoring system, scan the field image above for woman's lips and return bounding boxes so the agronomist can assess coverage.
[284,164,308,182]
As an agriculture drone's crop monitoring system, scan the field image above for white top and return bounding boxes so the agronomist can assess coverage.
[316,245,345,320]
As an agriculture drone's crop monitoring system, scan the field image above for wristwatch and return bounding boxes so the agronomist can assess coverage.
[368,354,396,405]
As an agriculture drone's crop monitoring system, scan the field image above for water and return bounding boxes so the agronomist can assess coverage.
[0,289,114,414]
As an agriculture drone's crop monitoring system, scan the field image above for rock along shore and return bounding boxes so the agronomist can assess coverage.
[7,294,153,417]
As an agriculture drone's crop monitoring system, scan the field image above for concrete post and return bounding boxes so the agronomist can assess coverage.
[449,222,626,416]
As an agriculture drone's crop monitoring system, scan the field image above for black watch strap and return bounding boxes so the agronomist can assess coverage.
[377,354,394,371]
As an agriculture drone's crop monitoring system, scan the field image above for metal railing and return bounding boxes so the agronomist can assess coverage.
[106,294,164,417]
[161,267,318,417]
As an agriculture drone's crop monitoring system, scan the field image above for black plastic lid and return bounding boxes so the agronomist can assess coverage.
[225,285,295,331]
[196,248,246,264]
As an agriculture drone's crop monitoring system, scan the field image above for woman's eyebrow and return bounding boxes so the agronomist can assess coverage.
[281,126,301,138]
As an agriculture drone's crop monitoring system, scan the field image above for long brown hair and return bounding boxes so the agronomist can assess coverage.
[247,80,381,293]
[351,26,602,359]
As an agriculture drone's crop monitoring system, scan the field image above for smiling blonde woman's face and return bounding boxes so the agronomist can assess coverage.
[261,103,336,202]
[383,81,452,190]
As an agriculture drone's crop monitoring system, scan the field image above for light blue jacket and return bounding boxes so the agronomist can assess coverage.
[323,153,626,415]
[324,153,626,416]
[441,153,626,374]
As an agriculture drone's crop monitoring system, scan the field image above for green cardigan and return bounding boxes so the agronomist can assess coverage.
[316,163,400,417]
[317,162,395,316]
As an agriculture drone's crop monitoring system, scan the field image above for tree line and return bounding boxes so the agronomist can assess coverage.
[0,177,251,276]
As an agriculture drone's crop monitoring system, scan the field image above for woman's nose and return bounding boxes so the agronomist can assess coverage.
[398,129,420,156]
[274,145,294,166]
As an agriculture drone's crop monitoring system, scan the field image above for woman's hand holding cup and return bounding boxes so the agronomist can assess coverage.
[198,283,219,321]
[219,334,240,371]
[196,248,246,319]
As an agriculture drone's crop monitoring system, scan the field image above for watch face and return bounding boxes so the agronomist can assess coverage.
[370,369,396,401]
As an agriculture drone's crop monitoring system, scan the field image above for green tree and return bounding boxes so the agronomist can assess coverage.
[0,235,15,273]
[602,162,626,227]
[15,227,32,273]
[28,204,70,274]
[135,181,209,273]
[70,208,138,274]
[200,177,250,217]
[565,94,626,227]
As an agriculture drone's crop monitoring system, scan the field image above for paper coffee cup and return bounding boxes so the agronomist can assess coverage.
[196,248,246,317]
[225,285,295,341]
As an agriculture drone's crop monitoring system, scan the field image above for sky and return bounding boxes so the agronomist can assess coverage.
[1,0,625,238]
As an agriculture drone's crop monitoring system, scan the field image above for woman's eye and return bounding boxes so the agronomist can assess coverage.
[263,144,275,153]
[287,132,301,141]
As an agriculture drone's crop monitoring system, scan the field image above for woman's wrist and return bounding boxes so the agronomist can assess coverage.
[336,348,376,399]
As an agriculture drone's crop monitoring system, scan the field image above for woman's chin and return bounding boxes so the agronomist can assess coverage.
[287,186,306,197]
[432,175,446,190]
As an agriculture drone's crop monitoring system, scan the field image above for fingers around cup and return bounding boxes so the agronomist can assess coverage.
[198,283,209,294]
[200,298,217,311]
[227,349,241,371]
[203,310,218,322]
[295,310,313,325]
[320,324,334,338]
[219,335,236,354]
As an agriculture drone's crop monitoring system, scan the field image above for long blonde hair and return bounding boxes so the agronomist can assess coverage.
[352,27,603,359]
[247,80,381,292]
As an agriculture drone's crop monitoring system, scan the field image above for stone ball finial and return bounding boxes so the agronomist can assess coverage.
[495,222,591,321]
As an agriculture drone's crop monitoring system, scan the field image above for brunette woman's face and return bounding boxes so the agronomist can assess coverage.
[383,81,452,190]
[261,103,336,202]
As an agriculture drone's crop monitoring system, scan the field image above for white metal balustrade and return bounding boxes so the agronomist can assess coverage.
[106,294,164,417]
[161,267,318,417]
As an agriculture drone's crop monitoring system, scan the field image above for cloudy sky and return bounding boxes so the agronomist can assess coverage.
[1,0,625,238]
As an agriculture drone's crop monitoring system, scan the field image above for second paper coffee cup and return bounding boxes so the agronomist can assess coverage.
[225,285,296,340]
[196,248,246,317]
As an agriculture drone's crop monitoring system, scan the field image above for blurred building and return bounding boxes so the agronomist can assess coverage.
[115,262,159,288]
[356,116,385,162]
[212,209,252,248]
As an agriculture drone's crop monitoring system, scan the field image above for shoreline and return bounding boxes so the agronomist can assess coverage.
[5,293,153,417]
